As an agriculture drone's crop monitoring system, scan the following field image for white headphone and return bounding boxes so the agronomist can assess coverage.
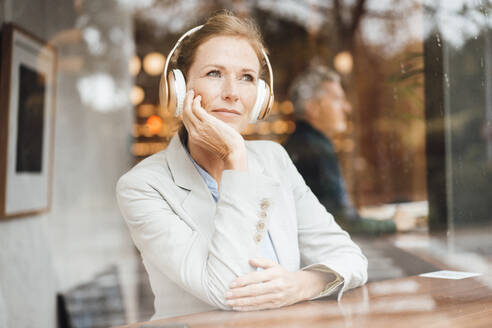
[159,25,274,122]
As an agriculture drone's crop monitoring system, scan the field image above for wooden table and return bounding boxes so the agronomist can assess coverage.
[118,274,492,328]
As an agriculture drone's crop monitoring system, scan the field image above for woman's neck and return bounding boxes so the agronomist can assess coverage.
[187,140,225,184]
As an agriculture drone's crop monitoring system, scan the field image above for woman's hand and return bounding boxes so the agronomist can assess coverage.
[224,258,330,311]
[182,90,247,170]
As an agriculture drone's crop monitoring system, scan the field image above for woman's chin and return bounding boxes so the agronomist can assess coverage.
[211,112,244,129]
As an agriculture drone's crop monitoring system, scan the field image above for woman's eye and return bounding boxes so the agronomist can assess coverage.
[206,70,221,77]
[241,74,255,82]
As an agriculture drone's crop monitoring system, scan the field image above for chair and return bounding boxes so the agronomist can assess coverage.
[57,265,126,328]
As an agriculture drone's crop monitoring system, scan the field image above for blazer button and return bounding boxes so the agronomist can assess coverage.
[259,211,267,219]
[260,199,270,210]
[256,221,266,232]
[254,233,262,244]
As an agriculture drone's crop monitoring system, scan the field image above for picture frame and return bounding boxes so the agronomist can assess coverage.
[0,23,57,219]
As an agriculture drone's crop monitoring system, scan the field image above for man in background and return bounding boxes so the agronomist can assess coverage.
[284,65,395,235]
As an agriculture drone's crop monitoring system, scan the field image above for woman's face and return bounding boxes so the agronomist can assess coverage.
[186,36,261,133]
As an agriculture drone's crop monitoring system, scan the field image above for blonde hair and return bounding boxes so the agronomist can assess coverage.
[172,10,267,78]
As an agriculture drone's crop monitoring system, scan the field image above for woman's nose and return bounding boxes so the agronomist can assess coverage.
[221,77,239,102]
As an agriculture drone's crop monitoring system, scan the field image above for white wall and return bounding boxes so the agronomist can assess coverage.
[0,0,136,327]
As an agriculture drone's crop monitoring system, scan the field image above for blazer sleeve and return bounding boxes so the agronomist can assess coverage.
[275,143,368,299]
[116,168,281,310]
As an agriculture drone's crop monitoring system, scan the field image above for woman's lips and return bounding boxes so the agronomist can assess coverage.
[211,108,241,117]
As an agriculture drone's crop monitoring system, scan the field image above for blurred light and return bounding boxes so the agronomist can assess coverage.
[132,124,140,137]
[129,55,141,76]
[143,52,166,76]
[334,51,353,75]
[138,104,155,118]
[77,73,128,112]
[131,142,167,157]
[146,115,163,135]
[157,124,170,137]
[143,125,153,137]
[279,100,294,115]
[271,101,279,114]
[272,120,288,134]
[242,124,256,136]
[286,121,296,134]
[257,122,271,135]
[82,26,105,56]
[131,86,145,105]
[160,106,172,118]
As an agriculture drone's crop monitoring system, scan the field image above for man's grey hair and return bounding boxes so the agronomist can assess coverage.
[288,65,341,117]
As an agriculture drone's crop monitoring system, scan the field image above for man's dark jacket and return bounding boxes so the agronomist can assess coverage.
[283,120,360,221]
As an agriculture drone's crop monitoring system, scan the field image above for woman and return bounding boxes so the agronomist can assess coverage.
[116,11,367,320]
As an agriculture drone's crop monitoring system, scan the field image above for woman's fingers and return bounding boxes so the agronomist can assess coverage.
[226,292,281,310]
[183,90,201,127]
[191,95,206,120]
[183,89,194,115]
[182,90,246,164]
[192,95,227,132]
[230,271,269,289]
[189,93,221,132]
[190,95,232,131]
[226,280,280,299]
[225,263,305,311]
[249,257,277,270]
[230,266,281,289]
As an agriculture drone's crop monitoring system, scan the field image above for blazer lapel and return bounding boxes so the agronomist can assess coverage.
[166,135,217,239]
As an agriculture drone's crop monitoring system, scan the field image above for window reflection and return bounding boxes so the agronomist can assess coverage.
[126,0,492,320]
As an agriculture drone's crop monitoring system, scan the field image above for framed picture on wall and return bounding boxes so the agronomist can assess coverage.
[0,23,57,219]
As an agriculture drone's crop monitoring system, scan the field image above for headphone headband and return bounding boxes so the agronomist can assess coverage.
[160,24,274,120]
[161,25,204,111]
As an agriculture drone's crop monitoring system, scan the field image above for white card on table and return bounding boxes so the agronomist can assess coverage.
[419,270,481,280]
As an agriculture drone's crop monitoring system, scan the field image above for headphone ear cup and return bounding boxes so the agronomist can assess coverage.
[164,71,177,117]
[164,69,186,117]
[159,72,169,114]
[172,69,187,116]
[259,81,272,120]
[250,79,267,122]
[250,79,272,122]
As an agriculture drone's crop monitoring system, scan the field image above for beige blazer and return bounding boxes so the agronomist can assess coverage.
[116,134,367,319]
